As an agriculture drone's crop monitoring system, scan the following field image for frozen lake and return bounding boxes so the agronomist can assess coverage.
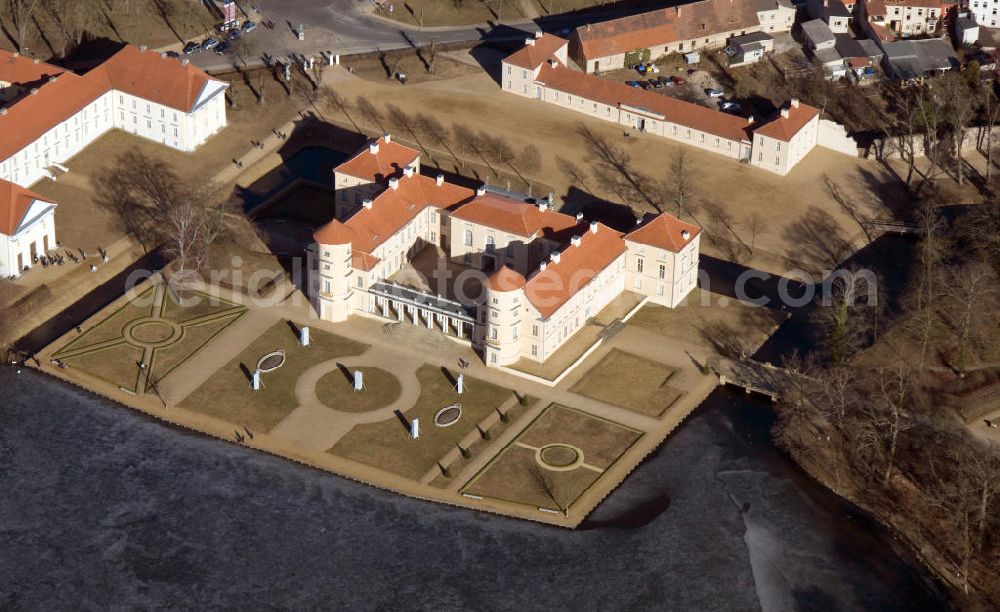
[0,368,945,610]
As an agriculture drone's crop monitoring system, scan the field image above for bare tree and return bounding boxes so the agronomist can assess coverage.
[743,211,766,255]
[937,71,980,186]
[944,260,996,377]
[555,155,593,195]
[354,96,385,133]
[668,148,696,218]
[4,0,43,51]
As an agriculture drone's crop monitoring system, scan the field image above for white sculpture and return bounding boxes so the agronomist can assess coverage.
[410,418,420,439]
[456,373,464,395]
[300,326,310,347]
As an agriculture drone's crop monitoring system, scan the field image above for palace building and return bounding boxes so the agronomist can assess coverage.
[308,135,701,367]
[0,44,227,277]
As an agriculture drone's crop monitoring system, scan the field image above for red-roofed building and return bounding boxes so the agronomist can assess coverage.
[309,136,702,368]
[0,45,227,191]
[751,99,821,174]
[0,178,57,277]
[501,38,832,175]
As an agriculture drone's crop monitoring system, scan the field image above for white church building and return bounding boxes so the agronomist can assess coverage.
[0,179,57,278]
[0,44,228,275]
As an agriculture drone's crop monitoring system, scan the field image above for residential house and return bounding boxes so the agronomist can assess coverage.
[751,99,821,175]
[801,19,838,50]
[727,31,776,66]
[807,0,854,33]
[862,0,950,37]
[881,38,958,80]
[955,14,980,44]
[568,0,796,73]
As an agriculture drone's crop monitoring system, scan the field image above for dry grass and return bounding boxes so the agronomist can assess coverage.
[570,349,682,417]
[315,367,402,413]
[329,365,513,480]
[180,321,369,432]
[461,404,641,510]
[627,289,788,357]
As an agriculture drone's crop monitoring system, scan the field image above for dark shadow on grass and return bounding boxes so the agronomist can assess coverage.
[440,366,457,388]
[393,408,411,432]
[286,320,300,338]
[239,362,253,382]
[336,362,354,385]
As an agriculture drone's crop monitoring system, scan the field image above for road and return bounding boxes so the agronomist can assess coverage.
[185,0,639,72]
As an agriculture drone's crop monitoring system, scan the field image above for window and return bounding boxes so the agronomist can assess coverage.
[324,281,331,293]
[531,344,537,356]
[657,284,664,296]
[636,258,644,273]
[464,229,473,246]
[512,327,518,340]
[490,328,498,340]
[485,235,495,252]
[532,324,538,336]
[357,277,364,288]
[658,264,665,279]
[507,65,511,74]
[490,353,497,363]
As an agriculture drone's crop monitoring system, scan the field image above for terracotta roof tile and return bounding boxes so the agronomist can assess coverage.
[486,265,527,291]
[753,100,820,141]
[624,213,700,253]
[335,137,421,182]
[503,34,568,69]
[451,195,580,238]
[0,178,55,235]
[524,222,626,318]
[535,63,753,143]
[0,45,222,166]
[573,0,769,60]
[314,173,474,254]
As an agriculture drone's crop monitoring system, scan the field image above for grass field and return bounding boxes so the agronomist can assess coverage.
[180,321,369,433]
[315,367,402,413]
[329,365,513,480]
[570,349,683,417]
[461,404,641,511]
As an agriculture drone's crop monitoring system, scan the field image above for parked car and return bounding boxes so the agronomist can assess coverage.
[657,76,674,87]
[228,28,243,40]
[182,41,201,54]
[164,50,181,58]
[636,64,647,75]
[626,80,641,88]
[215,41,231,54]
[706,88,724,98]
[202,37,220,50]
[721,101,742,113]
[637,80,651,90]
[242,20,258,32]
[650,78,664,89]
[670,75,686,84]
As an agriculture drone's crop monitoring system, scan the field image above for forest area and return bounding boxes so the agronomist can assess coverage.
[775,199,1000,608]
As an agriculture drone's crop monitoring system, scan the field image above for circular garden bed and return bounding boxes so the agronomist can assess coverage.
[316,366,402,413]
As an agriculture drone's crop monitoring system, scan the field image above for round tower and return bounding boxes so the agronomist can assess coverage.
[483,266,526,367]
[312,221,355,322]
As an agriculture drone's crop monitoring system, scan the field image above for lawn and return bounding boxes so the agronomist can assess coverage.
[329,365,514,481]
[61,342,145,392]
[570,349,683,418]
[316,366,402,413]
[461,405,642,511]
[180,321,369,433]
[56,288,157,354]
[146,313,245,391]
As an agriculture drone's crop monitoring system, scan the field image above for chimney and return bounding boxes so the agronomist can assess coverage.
[548,59,558,68]
[30,87,38,95]
[181,58,190,66]
[369,140,380,155]
[537,200,548,212]
[575,212,584,221]
[476,185,487,196]
[534,30,543,39]
[681,229,691,240]
[780,108,790,119]
[388,177,400,190]
[47,75,58,83]
[139,44,147,52]
[586,23,591,31]
[790,97,800,108]
[571,235,582,247]
[403,165,415,178]
[525,37,535,46]
[33,58,40,64]
[635,217,642,225]
[363,198,374,209]
[550,251,561,263]
[589,221,599,234]
[383,133,391,143]
[0,108,6,116]
[160,51,167,58]
[436,174,445,186]
[747,115,754,124]
[539,261,548,271]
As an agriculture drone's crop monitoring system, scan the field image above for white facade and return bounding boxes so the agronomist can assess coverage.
[0,197,57,278]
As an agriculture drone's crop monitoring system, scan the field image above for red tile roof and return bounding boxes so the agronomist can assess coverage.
[625,213,700,252]
[314,173,474,254]
[88,45,217,113]
[0,45,221,166]
[486,266,527,292]
[536,62,753,143]
[524,222,626,318]
[335,137,421,182]
[451,195,580,238]
[0,178,55,235]
[752,100,820,141]
[573,0,766,60]
[503,34,568,70]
